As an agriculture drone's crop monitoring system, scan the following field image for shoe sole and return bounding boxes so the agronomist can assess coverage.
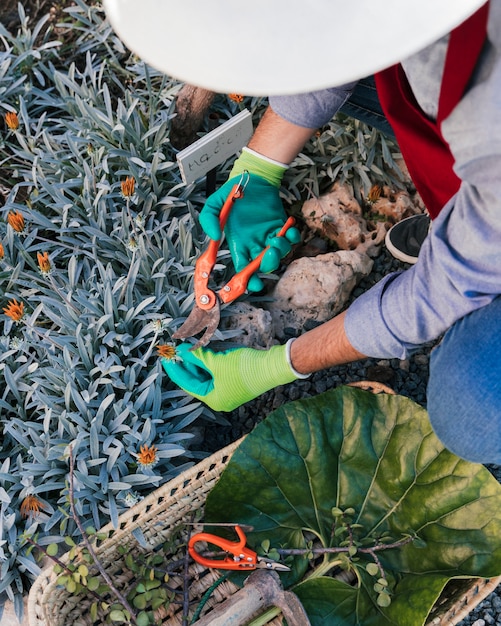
[384,228,419,265]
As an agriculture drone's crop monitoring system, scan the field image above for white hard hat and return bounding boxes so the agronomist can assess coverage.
[103,0,487,95]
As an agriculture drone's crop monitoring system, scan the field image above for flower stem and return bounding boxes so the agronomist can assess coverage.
[68,449,138,624]
[276,536,413,557]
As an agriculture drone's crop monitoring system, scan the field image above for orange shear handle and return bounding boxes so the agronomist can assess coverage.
[188,525,258,570]
[218,216,296,304]
[194,183,244,311]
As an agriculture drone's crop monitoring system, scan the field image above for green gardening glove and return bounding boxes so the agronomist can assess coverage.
[161,341,307,412]
[199,147,301,292]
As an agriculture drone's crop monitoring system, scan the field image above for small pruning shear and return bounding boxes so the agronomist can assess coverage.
[173,172,296,350]
[188,524,290,572]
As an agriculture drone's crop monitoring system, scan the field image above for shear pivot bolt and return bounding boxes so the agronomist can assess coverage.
[199,295,210,305]
[223,286,231,292]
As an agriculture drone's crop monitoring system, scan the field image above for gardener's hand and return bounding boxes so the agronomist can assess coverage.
[199,148,301,292]
[162,341,305,412]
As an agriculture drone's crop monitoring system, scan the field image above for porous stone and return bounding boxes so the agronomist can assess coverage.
[221,301,274,348]
[369,185,419,223]
[301,182,386,257]
[264,250,373,338]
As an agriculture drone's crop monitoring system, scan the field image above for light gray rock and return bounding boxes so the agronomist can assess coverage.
[301,183,386,257]
[264,250,373,338]
[221,301,275,348]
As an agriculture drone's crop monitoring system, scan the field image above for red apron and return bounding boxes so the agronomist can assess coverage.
[374,3,489,219]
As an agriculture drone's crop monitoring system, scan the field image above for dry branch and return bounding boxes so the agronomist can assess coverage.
[191,569,311,626]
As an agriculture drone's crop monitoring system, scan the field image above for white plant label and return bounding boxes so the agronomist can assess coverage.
[176,110,253,184]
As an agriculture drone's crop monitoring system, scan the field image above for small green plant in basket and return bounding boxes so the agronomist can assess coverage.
[44,533,179,626]
[204,386,501,626]
[27,528,181,626]
[24,449,193,626]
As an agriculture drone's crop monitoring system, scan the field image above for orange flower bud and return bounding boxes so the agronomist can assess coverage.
[157,344,177,360]
[367,184,382,204]
[7,210,25,233]
[0,242,4,260]
[228,93,244,104]
[20,495,46,519]
[5,111,19,131]
[37,251,52,274]
[3,298,25,322]
[121,176,135,198]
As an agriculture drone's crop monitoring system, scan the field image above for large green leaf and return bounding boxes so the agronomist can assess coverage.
[205,386,501,626]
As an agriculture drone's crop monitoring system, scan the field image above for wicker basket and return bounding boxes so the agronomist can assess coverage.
[28,439,246,626]
[28,423,501,625]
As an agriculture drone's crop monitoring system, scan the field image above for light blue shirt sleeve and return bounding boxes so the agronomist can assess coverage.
[269,83,356,129]
[345,5,501,359]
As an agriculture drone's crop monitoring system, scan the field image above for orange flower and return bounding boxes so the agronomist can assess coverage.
[137,444,158,468]
[5,111,19,131]
[0,242,4,260]
[3,299,25,322]
[228,93,244,104]
[367,184,382,204]
[121,176,135,198]
[7,210,25,233]
[20,495,46,519]
[157,344,177,360]
[37,251,52,275]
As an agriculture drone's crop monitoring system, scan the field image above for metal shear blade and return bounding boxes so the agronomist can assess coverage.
[172,299,221,349]
[253,557,290,572]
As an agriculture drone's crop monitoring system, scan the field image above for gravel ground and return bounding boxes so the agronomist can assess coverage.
[201,245,501,626]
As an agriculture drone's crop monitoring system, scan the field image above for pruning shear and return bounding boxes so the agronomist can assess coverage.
[173,171,296,350]
[188,524,290,572]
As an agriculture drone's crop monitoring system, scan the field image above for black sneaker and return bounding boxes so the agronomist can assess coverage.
[385,214,431,264]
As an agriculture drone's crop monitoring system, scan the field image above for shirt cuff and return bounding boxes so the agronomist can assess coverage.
[344,273,409,360]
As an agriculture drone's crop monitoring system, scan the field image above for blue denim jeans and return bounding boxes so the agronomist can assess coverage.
[427,296,501,464]
[340,76,395,137]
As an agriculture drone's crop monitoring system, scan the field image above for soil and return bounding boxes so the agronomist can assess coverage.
[0,0,74,31]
